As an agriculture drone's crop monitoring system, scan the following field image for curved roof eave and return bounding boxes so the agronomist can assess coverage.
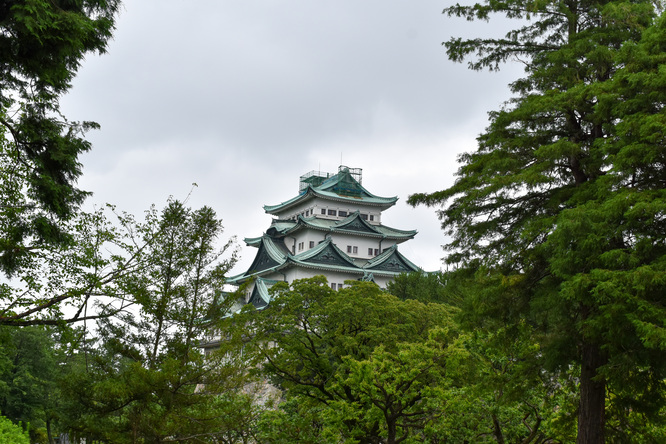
[292,237,358,268]
[363,244,422,273]
[228,258,413,286]
[264,186,398,215]
[244,236,263,247]
[286,261,367,275]
[273,214,417,240]
[226,264,283,285]
[264,187,314,214]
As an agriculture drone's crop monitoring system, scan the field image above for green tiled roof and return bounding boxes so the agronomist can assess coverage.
[244,236,264,247]
[228,235,287,281]
[248,278,279,310]
[291,237,358,268]
[364,244,421,273]
[266,212,416,241]
[264,168,398,214]
[228,236,421,286]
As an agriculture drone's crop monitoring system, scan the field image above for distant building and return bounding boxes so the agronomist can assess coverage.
[227,165,421,308]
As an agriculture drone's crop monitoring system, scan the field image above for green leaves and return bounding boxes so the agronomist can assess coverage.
[57,200,253,443]
[411,1,666,440]
[0,414,29,444]
[0,0,120,276]
[245,277,456,443]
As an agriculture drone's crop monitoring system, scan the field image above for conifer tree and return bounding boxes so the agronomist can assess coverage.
[409,2,666,442]
[0,0,120,275]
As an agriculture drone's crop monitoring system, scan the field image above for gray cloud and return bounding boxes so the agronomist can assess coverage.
[62,0,524,273]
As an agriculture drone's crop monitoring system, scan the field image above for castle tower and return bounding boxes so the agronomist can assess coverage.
[227,166,421,308]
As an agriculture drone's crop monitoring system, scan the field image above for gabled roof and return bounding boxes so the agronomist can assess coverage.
[265,211,416,241]
[248,278,279,310]
[227,236,363,284]
[364,244,421,274]
[334,210,381,234]
[228,236,421,286]
[290,237,359,269]
[264,167,398,215]
[240,235,287,276]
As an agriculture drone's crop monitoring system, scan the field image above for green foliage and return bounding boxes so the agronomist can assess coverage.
[239,277,457,443]
[0,205,148,326]
[0,0,121,275]
[242,275,582,442]
[0,414,29,444]
[386,271,459,305]
[57,200,255,443]
[410,1,666,441]
[0,326,60,441]
[256,398,333,444]
[0,0,123,326]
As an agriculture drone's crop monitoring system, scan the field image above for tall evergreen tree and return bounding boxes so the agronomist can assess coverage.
[409,2,666,442]
[0,1,122,326]
[0,0,120,275]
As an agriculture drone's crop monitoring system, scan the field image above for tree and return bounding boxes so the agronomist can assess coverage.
[409,2,666,442]
[0,414,29,444]
[0,0,121,275]
[392,269,577,443]
[240,276,458,444]
[442,321,578,443]
[0,205,148,326]
[386,271,456,305]
[0,1,123,327]
[0,326,62,443]
[58,200,255,443]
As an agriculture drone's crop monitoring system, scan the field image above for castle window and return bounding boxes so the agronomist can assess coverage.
[361,214,368,220]
[309,241,315,248]
[369,215,374,221]
[331,283,337,290]
[328,209,337,216]
[298,242,304,251]
[347,246,352,253]
[374,249,379,256]
[338,210,348,217]
[353,246,358,254]
[368,248,373,256]
[321,209,326,215]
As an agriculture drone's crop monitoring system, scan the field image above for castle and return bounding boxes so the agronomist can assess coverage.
[227,165,421,308]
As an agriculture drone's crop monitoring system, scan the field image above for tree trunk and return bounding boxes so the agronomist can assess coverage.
[576,341,606,444]
[492,413,506,444]
[46,419,54,444]
[386,417,397,444]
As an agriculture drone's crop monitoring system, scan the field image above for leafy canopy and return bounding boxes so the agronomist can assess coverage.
[409,0,666,441]
[239,277,457,444]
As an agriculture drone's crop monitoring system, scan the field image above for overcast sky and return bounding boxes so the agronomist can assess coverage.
[61,0,523,274]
